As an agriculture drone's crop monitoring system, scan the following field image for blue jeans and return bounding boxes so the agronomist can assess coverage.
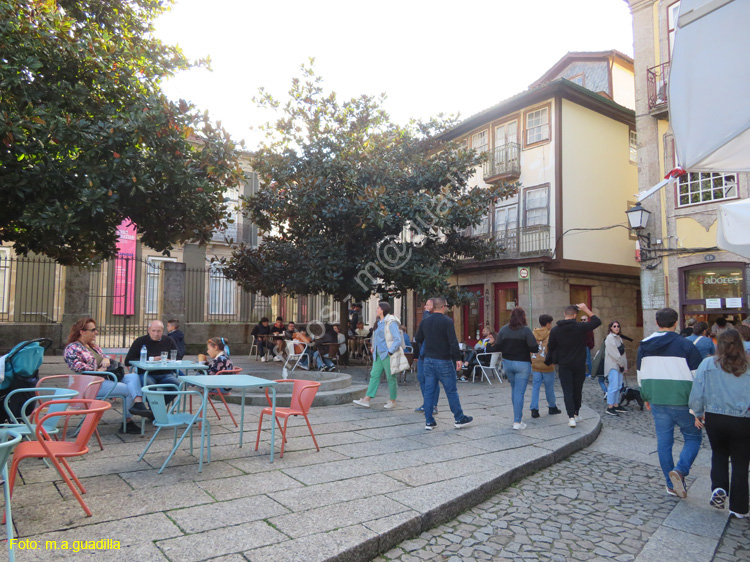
[606,368,622,406]
[423,358,464,425]
[651,405,703,488]
[530,370,556,410]
[314,351,334,369]
[141,371,180,403]
[417,356,440,410]
[597,376,608,393]
[503,359,531,423]
[585,347,592,376]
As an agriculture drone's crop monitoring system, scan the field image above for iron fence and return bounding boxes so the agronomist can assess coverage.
[0,255,64,323]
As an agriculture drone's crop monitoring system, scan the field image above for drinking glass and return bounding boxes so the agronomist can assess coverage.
[170,349,177,362]
[160,351,168,363]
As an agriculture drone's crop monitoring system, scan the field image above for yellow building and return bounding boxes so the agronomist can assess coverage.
[626,0,749,333]
[432,51,641,346]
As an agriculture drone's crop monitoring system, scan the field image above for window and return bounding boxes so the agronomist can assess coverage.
[209,264,236,315]
[524,186,549,226]
[0,248,9,314]
[494,205,518,236]
[677,172,737,207]
[568,73,585,87]
[213,187,239,243]
[629,129,638,163]
[145,257,176,314]
[668,2,681,59]
[525,107,549,145]
[471,130,488,153]
[474,212,490,236]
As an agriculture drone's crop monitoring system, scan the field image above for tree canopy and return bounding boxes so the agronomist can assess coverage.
[225,62,518,321]
[0,0,244,265]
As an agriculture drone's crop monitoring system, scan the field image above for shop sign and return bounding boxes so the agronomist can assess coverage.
[705,298,722,309]
[699,275,741,285]
[726,297,743,308]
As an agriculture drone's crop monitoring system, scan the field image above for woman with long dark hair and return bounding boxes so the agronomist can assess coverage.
[604,320,627,417]
[495,307,539,430]
[689,329,750,518]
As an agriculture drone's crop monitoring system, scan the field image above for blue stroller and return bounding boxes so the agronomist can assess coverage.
[0,338,52,423]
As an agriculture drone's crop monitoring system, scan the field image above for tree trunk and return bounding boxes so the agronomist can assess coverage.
[340,300,349,336]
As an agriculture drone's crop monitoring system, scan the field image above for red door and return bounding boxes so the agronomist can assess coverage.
[462,285,484,344]
[494,282,519,332]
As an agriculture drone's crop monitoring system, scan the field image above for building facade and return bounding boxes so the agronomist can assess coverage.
[626,0,749,333]
[427,51,642,355]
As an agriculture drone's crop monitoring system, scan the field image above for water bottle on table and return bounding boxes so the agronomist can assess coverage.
[140,345,147,363]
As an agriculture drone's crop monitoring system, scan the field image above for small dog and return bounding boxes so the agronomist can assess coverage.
[619,385,644,410]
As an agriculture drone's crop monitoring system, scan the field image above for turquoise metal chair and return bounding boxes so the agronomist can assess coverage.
[137,385,208,474]
[1,387,79,439]
[0,429,22,562]
[81,370,128,433]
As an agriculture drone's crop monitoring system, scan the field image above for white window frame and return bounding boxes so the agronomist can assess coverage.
[629,129,638,164]
[494,205,518,236]
[677,172,738,208]
[208,264,236,315]
[471,130,488,153]
[145,257,176,315]
[524,186,549,227]
[525,107,550,146]
[0,248,10,314]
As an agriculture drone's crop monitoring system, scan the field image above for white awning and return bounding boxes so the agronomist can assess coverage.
[669,0,750,172]
[716,198,750,259]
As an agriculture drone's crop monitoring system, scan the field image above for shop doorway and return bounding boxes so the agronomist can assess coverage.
[462,285,484,345]
[570,284,592,321]
[494,282,518,332]
[680,264,747,331]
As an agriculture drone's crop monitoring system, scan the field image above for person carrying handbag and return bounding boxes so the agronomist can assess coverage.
[604,320,628,416]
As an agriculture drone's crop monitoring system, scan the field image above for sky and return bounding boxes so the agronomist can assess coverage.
[154,0,634,150]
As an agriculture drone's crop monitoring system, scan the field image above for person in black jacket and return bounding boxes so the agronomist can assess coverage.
[167,319,186,360]
[546,303,602,427]
[496,307,539,430]
[251,317,272,361]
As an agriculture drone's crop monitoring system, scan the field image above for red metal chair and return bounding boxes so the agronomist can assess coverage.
[6,399,111,518]
[188,368,242,427]
[37,375,104,450]
[255,379,320,458]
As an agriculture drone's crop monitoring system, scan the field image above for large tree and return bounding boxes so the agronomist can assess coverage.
[225,63,518,327]
[0,0,244,265]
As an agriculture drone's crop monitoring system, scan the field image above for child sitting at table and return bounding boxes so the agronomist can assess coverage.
[206,337,234,392]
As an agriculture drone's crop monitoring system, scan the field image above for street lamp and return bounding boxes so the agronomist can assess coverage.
[625,203,653,261]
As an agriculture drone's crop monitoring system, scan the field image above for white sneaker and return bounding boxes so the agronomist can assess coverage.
[568,418,577,427]
[383,401,396,409]
[512,422,527,430]
[273,356,282,362]
[352,399,370,408]
[574,415,583,423]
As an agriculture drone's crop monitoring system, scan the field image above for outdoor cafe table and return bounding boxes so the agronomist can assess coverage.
[178,374,278,471]
[128,360,209,381]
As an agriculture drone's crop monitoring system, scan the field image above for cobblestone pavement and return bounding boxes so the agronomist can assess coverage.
[376,375,748,562]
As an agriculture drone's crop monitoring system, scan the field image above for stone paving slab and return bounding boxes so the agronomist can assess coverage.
[2,364,601,562]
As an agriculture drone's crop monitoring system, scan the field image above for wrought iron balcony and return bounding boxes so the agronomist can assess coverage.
[470,225,552,260]
[647,62,669,113]
[483,143,521,182]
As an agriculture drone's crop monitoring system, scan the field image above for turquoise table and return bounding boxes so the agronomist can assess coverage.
[179,374,277,471]
[128,360,208,381]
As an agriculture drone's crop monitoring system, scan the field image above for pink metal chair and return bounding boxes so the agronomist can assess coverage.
[37,375,104,449]
[255,379,320,458]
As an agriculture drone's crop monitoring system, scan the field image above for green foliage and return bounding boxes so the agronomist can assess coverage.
[0,0,244,265]
[225,62,518,305]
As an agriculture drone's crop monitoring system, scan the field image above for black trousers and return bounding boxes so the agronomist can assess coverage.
[558,364,585,418]
[705,412,750,515]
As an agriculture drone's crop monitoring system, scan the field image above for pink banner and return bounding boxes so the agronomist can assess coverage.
[113,219,137,316]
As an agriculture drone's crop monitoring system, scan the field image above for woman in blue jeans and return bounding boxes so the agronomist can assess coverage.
[495,307,539,430]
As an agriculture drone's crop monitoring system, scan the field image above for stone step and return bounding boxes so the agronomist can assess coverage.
[223,382,368,407]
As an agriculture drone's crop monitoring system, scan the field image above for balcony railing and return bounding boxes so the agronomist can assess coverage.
[647,62,670,111]
[471,225,552,260]
[483,143,521,181]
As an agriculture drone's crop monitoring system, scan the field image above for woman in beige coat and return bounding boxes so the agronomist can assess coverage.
[604,320,628,416]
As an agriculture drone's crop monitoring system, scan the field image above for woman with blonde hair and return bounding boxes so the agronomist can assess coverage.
[689,328,750,518]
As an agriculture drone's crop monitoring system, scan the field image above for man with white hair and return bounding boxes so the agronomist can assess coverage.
[125,320,180,408]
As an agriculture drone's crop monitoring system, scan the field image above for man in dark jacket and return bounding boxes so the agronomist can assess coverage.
[167,319,186,360]
[415,297,472,430]
[251,317,272,361]
[546,303,601,427]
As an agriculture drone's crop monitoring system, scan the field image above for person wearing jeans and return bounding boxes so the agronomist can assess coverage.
[495,307,539,430]
[637,307,703,498]
[604,320,628,416]
[689,329,750,518]
[415,299,440,414]
[530,314,561,418]
[415,297,472,430]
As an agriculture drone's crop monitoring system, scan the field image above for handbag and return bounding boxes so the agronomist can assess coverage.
[107,359,126,381]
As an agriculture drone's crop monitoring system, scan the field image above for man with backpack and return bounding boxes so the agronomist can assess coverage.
[530,314,562,418]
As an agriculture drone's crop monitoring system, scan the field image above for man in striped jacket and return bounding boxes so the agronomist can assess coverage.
[637,308,703,499]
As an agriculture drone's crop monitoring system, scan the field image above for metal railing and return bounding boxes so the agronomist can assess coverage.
[482,143,521,180]
[0,256,64,323]
[647,62,669,110]
[476,225,552,259]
